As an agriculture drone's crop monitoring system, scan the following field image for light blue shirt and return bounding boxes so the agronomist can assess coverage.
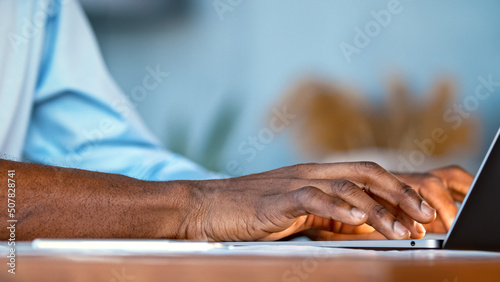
[0,0,219,180]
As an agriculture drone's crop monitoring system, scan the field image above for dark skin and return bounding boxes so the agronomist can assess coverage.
[303,166,473,240]
[0,159,473,241]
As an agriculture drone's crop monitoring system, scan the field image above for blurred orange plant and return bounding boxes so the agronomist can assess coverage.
[277,77,479,158]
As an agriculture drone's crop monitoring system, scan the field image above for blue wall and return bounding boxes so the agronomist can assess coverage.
[86,0,500,175]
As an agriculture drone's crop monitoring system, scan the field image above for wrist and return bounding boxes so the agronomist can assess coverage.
[149,180,198,239]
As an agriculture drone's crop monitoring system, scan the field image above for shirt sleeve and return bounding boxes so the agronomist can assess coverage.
[23,0,222,181]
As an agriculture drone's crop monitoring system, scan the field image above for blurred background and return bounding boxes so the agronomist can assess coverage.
[80,0,500,176]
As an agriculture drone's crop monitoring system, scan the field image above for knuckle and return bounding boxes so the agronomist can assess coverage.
[447,164,465,172]
[399,185,423,204]
[333,180,358,197]
[435,165,470,178]
[448,165,470,177]
[289,164,303,175]
[371,204,389,218]
[329,197,347,209]
[292,163,318,176]
[295,186,319,202]
[356,161,385,175]
[422,175,443,188]
[401,185,418,197]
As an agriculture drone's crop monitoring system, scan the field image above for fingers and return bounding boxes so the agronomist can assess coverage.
[288,162,437,225]
[371,194,427,239]
[234,162,442,240]
[331,222,375,234]
[430,165,474,200]
[237,162,437,226]
[291,180,413,239]
[298,216,375,234]
[339,162,437,224]
[416,175,458,230]
[423,215,447,233]
[325,180,412,239]
[395,167,471,231]
[284,186,368,227]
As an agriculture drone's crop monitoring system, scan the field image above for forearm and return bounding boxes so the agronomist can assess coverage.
[0,159,191,240]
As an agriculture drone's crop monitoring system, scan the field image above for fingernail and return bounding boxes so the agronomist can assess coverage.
[394,221,410,238]
[420,201,436,217]
[351,207,367,220]
[416,223,426,235]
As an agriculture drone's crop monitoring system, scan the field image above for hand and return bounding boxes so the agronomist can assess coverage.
[177,162,436,241]
[394,165,474,233]
[301,165,474,241]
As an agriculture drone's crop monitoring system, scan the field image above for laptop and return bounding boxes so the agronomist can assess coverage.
[223,127,500,251]
[29,128,500,252]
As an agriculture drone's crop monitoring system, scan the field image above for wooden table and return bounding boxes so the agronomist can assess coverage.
[2,243,500,282]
